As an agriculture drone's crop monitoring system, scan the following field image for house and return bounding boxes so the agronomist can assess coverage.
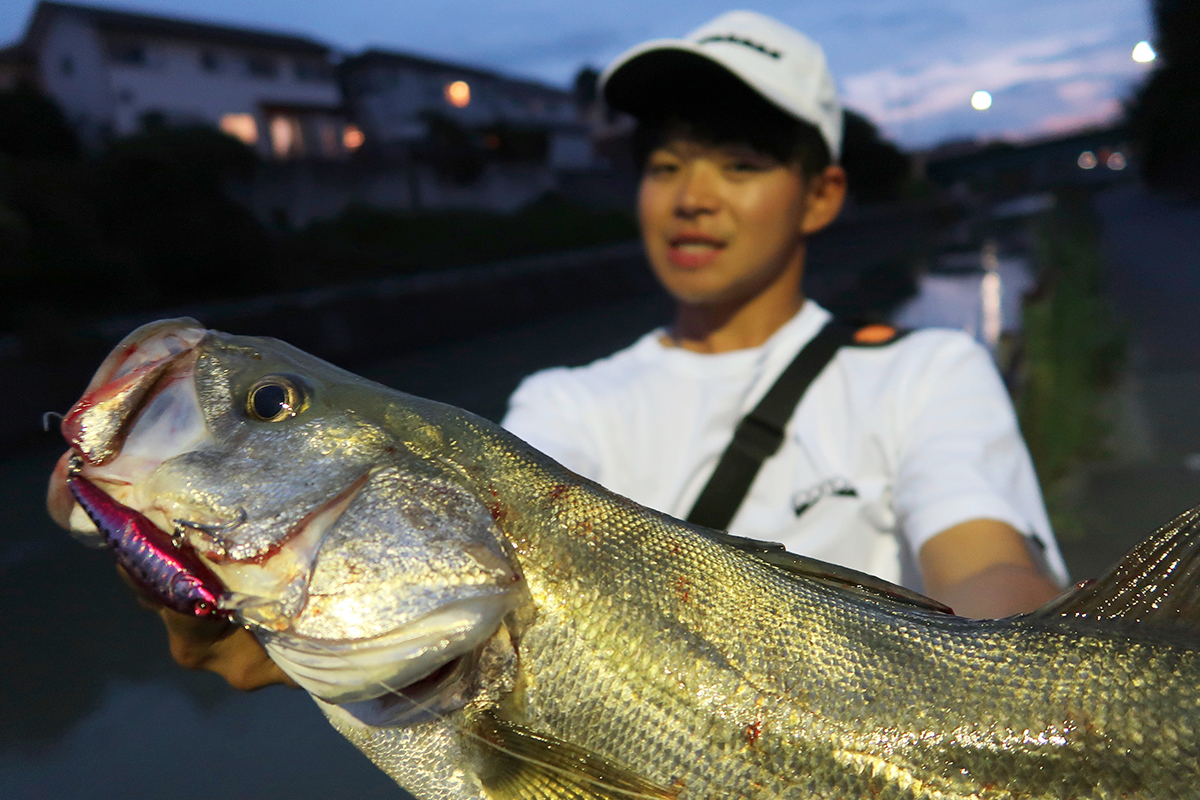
[4,2,614,217]
[9,1,356,158]
[341,49,594,170]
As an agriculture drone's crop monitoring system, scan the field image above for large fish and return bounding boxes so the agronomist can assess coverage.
[49,318,1200,799]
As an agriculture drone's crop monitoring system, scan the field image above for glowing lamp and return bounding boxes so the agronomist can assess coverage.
[445,80,471,108]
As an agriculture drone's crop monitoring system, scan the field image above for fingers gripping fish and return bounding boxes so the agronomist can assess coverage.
[49,318,1200,800]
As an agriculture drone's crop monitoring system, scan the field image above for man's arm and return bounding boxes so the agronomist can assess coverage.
[919,518,1062,619]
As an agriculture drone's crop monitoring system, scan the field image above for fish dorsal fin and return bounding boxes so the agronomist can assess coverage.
[1031,505,1200,635]
[471,708,676,800]
[702,529,953,615]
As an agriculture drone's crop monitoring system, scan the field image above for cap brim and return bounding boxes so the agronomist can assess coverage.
[600,40,765,119]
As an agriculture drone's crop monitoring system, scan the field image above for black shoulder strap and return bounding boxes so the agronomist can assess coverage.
[685,320,898,531]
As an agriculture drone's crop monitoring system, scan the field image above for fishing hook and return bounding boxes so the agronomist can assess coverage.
[173,508,248,552]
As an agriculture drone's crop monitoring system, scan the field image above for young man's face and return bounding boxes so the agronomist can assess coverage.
[637,136,835,309]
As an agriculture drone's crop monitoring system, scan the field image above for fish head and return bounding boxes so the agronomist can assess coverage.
[53,318,525,711]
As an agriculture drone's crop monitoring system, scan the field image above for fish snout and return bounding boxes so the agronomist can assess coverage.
[62,318,208,465]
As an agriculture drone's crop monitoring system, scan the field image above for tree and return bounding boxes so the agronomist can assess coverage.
[1126,0,1200,194]
[841,110,912,205]
[0,82,79,160]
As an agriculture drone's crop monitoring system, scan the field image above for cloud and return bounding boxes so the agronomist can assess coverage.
[841,28,1138,126]
[1034,98,1123,136]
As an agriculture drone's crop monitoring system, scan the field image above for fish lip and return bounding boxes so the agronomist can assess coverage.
[261,589,522,705]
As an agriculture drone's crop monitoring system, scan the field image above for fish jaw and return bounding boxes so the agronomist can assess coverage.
[259,464,530,707]
[262,590,522,707]
[56,319,214,545]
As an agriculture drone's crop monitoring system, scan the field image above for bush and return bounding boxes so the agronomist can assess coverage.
[1017,192,1125,534]
[276,193,637,289]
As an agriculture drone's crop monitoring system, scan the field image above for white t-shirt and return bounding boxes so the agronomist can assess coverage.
[502,300,1067,591]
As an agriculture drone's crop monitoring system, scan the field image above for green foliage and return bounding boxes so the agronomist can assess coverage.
[0,83,78,160]
[1017,193,1125,535]
[93,124,273,304]
[841,110,912,205]
[276,193,638,289]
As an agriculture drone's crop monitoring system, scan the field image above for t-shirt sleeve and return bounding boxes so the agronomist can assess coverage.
[891,333,1067,584]
[501,369,603,480]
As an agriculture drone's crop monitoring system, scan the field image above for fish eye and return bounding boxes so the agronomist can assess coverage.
[245,375,307,422]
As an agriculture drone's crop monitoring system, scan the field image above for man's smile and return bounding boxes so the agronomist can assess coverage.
[666,233,727,268]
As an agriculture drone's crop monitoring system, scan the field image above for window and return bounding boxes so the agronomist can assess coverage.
[200,50,220,72]
[246,55,278,78]
[220,113,258,145]
[294,59,333,82]
[109,41,147,66]
[269,114,303,158]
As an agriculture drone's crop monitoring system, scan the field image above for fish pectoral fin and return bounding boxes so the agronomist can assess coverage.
[469,708,676,800]
[702,529,953,615]
[1030,504,1200,636]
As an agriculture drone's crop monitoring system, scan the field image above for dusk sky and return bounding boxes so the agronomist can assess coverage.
[1,0,1156,148]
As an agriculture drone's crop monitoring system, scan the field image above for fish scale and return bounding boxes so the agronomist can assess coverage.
[54,319,1200,799]
[471,433,1200,798]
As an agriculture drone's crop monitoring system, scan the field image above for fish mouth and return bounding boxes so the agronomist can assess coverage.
[53,319,212,544]
[62,318,209,467]
[261,590,520,707]
[335,653,475,727]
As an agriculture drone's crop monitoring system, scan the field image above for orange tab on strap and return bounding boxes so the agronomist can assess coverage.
[853,324,898,344]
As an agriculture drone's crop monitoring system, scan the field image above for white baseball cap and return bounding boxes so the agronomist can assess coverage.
[600,10,843,160]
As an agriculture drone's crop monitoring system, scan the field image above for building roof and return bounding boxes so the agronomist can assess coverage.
[25,1,332,55]
[0,43,35,65]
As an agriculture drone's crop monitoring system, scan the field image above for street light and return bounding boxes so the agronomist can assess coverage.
[1132,41,1156,63]
[971,91,993,111]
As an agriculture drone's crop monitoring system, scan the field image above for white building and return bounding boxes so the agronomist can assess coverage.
[12,1,355,159]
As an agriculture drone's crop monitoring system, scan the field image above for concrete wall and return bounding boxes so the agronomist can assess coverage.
[0,242,653,447]
[232,160,564,225]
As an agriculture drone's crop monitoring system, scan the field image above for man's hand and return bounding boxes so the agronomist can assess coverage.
[919,519,1062,619]
[49,450,296,692]
[115,566,298,691]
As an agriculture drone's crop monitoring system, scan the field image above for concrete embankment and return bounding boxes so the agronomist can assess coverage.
[0,242,653,447]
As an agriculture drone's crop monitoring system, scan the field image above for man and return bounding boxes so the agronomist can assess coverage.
[501,10,1067,618]
[51,11,1066,689]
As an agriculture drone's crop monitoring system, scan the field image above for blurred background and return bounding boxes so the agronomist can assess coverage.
[1,1,1197,798]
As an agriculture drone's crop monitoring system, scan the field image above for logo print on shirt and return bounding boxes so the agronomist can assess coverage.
[792,477,858,517]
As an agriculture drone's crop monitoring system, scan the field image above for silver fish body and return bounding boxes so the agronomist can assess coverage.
[54,319,1200,799]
